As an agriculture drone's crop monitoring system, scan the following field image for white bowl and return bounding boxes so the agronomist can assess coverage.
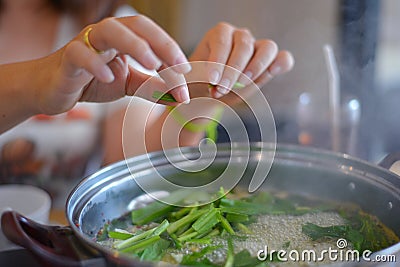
[0,184,51,251]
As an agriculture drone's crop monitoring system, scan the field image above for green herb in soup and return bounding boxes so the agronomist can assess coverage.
[96,188,399,266]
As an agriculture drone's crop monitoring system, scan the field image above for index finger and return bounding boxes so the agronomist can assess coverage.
[90,16,191,74]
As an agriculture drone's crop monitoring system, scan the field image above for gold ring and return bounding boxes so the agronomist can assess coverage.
[83,27,104,54]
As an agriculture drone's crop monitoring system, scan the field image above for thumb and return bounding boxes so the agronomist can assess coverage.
[125,64,168,102]
[126,65,192,106]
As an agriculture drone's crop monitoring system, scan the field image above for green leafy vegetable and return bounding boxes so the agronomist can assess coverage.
[167,209,207,235]
[96,188,399,267]
[152,91,177,102]
[301,222,366,252]
[131,201,174,225]
[115,229,155,250]
[192,206,220,234]
[140,239,171,261]
[302,209,400,253]
[223,238,234,267]
[232,250,268,267]
[121,235,161,253]
[219,198,266,215]
[180,245,222,266]
[302,223,351,240]
[108,230,133,240]
[115,220,169,251]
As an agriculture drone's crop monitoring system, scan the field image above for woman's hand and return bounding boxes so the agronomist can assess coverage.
[189,22,294,100]
[37,15,191,116]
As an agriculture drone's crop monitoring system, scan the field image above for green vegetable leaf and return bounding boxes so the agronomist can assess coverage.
[131,201,174,225]
[302,223,349,240]
[140,239,171,261]
[181,245,222,266]
[233,250,265,267]
[302,222,364,252]
[219,198,266,215]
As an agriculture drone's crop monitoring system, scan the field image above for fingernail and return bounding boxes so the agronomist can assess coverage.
[269,65,281,76]
[101,48,117,59]
[216,78,230,95]
[244,70,253,80]
[180,85,190,104]
[143,51,162,70]
[100,65,115,83]
[220,78,231,88]
[238,71,253,86]
[214,91,224,98]
[174,55,192,73]
[209,69,220,85]
[216,86,229,95]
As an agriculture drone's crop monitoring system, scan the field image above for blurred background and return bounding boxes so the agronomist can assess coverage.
[130,0,400,163]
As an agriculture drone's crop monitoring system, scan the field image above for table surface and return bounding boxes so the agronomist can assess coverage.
[49,208,68,225]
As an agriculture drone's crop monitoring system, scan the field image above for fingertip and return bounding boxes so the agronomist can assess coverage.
[99,48,118,63]
[215,78,231,96]
[238,71,253,87]
[269,65,282,76]
[208,69,221,85]
[213,90,224,99]
[171,85,191,104]
[278,50,295,73]
[173,56,192,74]
[99,65,115,83]
[142,50,162,70]
[180,86,191,104]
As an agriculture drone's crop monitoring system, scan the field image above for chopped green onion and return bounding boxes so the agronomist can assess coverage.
[108,230,133,240]
[152,91,177,102]
[121,235,161,254]
[192,207,220,234]
[178,231,199,242]
[167,209,206,234]
[115,228,155,250]
[208,82,245,89]
[235,223,253,235]
[151,219,170,236]
[217,213,235,235]
[224,238,235,267]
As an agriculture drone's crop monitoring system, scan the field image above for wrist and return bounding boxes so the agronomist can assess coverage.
[0,60,43,133]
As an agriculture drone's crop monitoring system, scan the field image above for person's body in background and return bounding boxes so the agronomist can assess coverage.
[0,0,294,207]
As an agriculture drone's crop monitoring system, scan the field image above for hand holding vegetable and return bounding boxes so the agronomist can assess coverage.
[0,15,191,133]
[41,15,192,114]
[190,22,294,101]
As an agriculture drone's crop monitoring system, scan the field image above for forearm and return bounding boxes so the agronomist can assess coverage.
[0,61,42,134]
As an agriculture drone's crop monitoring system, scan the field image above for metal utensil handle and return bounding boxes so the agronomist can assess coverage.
[1,210,104,267]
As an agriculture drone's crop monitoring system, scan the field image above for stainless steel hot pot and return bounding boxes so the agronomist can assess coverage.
[2,142,400,266]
